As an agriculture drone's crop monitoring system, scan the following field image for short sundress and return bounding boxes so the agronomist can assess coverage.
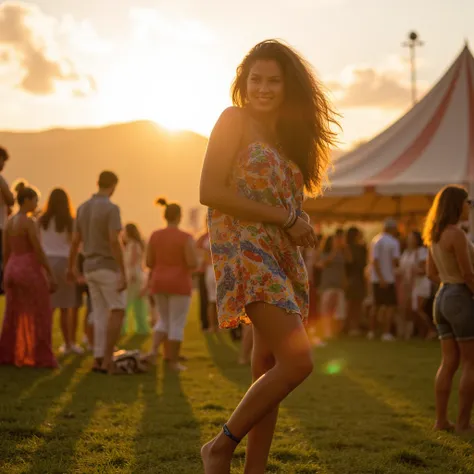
[208,141,309,329]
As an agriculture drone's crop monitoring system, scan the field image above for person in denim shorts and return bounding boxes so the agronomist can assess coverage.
[424,185,474,433]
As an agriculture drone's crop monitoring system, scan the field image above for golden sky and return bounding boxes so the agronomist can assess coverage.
[0,0,473,148]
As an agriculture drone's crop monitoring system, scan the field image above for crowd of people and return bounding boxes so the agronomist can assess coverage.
[301,218,440,345]
[2,37,474,473]
[0,152,203,374]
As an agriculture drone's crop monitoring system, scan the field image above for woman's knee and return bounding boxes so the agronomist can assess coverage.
[283,350,313,385]
[252,350,275,379]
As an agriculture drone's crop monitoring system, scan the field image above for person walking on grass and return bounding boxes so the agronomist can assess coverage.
[122,223,149,335]
[424,185,474,433]
[68,171,127,374]
[39,188,83,355]
[367,218,400,341]
[200,39,337,473]
[144,198,198,371]
[0,182,58,368]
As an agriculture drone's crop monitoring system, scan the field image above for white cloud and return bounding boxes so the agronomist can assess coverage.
[326,56,428,110]
[129,8,215,45]
[0,1,100,96]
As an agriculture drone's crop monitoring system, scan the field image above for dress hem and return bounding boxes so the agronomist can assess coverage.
[218,297,306,330]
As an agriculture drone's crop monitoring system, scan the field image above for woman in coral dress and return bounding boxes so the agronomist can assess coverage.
[200,40,338,473]
[0,183,58,368]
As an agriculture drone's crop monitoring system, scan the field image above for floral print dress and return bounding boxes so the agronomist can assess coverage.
[208,142,309,329]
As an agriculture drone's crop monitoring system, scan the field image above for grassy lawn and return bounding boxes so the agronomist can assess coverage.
[1,295,474,473]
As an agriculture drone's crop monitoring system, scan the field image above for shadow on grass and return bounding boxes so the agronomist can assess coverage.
[20,364,146,474]
[205,333,474,473]
[283,341,474,474]
[133,362,202,474]
[205,331,251,388]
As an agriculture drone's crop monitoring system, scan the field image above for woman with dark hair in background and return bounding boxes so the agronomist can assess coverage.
[317,230,347,340]
[39,188,81,354]
[424,185,474,432]
[0,182,57,368]
[400,230,435,339]
[145,198,198,371]
[122,223,149,335]
[200,39,337,473]
[345,226,367,336]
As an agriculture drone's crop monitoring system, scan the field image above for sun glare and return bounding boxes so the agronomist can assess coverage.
[100,41,226,137]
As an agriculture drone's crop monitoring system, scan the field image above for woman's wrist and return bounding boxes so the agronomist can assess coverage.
[282,208,298,230]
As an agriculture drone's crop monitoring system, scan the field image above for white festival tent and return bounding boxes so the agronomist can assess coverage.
[304,43,474,223]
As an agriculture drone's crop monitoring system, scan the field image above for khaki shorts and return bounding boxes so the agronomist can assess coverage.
[85,269,127,311]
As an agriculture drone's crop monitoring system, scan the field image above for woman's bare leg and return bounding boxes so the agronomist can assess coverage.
[238,324,253,365]
[59,308,71,350]
[207,303,218,332]
[244,326,277,474]
[201,303,313,474]
[457,341,474,432]
[434,338,459,430]
[70,307,79,346]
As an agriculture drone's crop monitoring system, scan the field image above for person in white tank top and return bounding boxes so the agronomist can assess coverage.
[38,188,82,355]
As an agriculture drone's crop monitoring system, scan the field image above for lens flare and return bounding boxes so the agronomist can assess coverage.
[324,359,344,375]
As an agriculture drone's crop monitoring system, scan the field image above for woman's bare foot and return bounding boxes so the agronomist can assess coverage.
[201,436,233,474]
[455,424,474,435]
[433,421,455,432]
[140,353,157,366]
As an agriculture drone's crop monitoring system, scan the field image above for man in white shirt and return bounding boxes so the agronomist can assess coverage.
[368,218,400,341]
[0,147,15,294]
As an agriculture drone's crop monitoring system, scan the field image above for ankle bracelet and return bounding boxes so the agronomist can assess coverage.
[223,424,241,444]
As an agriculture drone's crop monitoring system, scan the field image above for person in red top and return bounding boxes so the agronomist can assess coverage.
[145,198,198,371]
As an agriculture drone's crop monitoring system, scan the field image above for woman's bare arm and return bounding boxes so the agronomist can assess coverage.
[184,237,198,270]
[200,107,288,225]
[426,249,440,284]
[25,218,54,278]
[146,239,154,269]
[3,219,10,271]
[451,228,474,293]
[200,107,316,247]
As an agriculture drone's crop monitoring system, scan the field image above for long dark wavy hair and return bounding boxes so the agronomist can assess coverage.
[231,39,339,194]
[124,223,145,250]
[423,185,468,246]
[39,188,75,234]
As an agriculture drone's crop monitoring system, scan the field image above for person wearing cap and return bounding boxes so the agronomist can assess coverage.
[368,218,400,341]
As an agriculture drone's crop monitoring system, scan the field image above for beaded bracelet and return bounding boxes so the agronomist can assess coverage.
[282,208,294,229]
[286,212,298,229]
[283,208,298,230]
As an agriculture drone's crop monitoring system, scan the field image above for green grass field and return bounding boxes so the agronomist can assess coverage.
[1,296,474,474]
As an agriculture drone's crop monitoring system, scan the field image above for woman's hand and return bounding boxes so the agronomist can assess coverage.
[300,211,310,224]
[286,218,316,248]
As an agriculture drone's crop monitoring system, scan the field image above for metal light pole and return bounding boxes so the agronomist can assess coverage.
[402,31,424,105]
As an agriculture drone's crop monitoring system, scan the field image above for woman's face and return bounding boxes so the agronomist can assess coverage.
[246,59,285,114]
